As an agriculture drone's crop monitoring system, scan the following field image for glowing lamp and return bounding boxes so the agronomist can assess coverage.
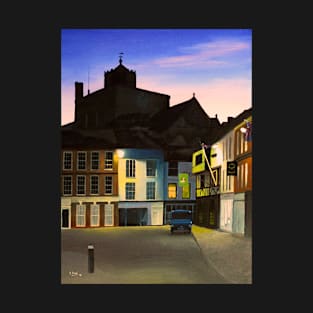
[116,149,125,158]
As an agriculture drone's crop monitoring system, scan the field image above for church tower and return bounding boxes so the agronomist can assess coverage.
[104,54,136,88]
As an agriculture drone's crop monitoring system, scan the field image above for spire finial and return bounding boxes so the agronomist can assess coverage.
[119,52,124,64]
[193,92,195,97]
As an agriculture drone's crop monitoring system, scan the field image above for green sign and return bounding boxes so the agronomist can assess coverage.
[178,173,189,187]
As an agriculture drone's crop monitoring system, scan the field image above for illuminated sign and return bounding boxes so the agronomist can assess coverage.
[192,149,206,174]
[227,161,237,176]
[178,173,189,187]
[196,186,220,197]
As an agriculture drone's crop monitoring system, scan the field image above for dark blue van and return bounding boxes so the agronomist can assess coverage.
[169,209,192,234]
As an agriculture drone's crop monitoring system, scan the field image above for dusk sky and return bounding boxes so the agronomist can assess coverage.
[61,29,252,126]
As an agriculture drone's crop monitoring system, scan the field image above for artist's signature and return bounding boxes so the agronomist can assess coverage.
[69,271,82,277]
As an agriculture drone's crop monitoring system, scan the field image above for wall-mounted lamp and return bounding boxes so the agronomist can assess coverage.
[116,149,125,158]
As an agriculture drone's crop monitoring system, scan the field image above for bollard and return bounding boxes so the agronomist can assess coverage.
[88,244,94,273]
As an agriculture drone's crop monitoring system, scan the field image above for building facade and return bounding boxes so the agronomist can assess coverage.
[191,108,252,234]
[117,148,165,226]
[61,148,119,229]
[233,115,252,236]
[163,161,196,224]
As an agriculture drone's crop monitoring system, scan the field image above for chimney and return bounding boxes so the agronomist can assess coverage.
[75,82,83,100]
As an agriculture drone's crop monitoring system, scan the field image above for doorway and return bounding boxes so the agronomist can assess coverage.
[61,209,70,228]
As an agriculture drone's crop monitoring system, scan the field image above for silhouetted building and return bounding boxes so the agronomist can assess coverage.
[61,59,225,228]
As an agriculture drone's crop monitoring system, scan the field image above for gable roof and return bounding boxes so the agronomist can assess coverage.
[150,96,217,131]
[215,107,253,141]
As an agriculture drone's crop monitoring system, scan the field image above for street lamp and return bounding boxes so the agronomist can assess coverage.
[116,149,125,158]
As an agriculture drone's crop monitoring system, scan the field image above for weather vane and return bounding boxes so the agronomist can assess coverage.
[119,52,124,64]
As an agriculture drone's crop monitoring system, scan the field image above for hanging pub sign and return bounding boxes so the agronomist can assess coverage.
[178,173,189,187]
[227,161,237,176]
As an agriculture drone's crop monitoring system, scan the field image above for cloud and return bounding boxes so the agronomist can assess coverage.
[153,39,250,69]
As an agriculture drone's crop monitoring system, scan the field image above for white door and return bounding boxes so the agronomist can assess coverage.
[151,207,163,225]
[233,200,245,234]
[220,199,233,232]
[104,204,114,226]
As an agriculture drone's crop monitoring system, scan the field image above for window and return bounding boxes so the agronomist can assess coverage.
[104,204,114,226]
[240,132,244,154]
[126,182,135,199]
[76,204,86,227]
[241,164,244,188]
[245,162,248,187]
[244,135,248,152]
[168,161,178,176]
[77,175,86,195]
[63,151,72,170]
[90,204,100,226]
[182,184,190,199]
[105,176,113,194]
[91,151,99,170]
[146,182,156,200]
[227,174,231,191]
[237,165,240,188]
[236,131,240,156]
[146,160,156,177]
[63,176,72,195]
[90,176,99,195]
[126,160,136,177]
[228,136,232,159]
[105,151,113,169]
[168,183,177,199]
[196,175,201,189]
[77,152,87,170]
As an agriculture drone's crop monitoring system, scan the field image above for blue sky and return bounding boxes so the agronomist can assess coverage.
[61,29,252,125]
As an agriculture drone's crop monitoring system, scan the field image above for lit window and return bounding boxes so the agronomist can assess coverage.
[63,151,72,170]
[63,176,72,195]
[236,131,240,156]
[126,182,135,199]
[241,164,244,188]
[168,183,177,199]
[240,132,244,154]
[196,175,201,189]
[245,162,248,187]
[146,182,156,200]
[182,184,190,199]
